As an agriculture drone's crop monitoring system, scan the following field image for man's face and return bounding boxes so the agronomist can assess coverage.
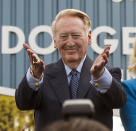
[54,16,91,66]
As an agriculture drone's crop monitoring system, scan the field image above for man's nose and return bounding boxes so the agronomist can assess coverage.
[67,34,73,40]
[67,35,75,46]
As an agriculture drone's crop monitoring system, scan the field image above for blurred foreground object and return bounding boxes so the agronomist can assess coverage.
[44,118,110,131]
[62,99,95,119]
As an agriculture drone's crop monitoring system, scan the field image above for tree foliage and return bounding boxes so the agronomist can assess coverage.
[0,95,34,131]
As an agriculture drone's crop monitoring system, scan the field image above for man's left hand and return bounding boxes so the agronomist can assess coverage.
[90,46,110,80]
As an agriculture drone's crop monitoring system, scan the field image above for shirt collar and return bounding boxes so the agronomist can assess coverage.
[64,55,86,76]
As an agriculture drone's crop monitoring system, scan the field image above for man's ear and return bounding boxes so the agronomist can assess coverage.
[88,31,91,45]
[54,39,57,48]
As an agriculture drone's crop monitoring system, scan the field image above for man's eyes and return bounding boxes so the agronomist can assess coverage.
[60,35,68,38]
[72,34,81,38]
[59,33,82,40]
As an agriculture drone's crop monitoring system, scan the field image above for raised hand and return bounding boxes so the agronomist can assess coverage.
[90,46,110,80]
[23,43,45,79]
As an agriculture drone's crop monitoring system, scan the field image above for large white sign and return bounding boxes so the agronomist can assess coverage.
[1,25,136,55]
[112,0,123,2]
[112,0,135,2]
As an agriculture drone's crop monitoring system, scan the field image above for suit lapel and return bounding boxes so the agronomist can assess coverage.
[49,59,70,103]
[77,56,93,98]
[49,56,93,102]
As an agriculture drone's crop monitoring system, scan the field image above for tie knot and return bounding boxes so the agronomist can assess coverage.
[71,69,78,76]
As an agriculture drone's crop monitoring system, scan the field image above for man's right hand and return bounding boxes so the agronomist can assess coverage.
[23,43,45,79]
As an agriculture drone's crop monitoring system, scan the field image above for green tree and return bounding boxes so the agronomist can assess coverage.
[0,95,34,131]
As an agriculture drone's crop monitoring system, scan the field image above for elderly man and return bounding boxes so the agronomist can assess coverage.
[15,9,126,131]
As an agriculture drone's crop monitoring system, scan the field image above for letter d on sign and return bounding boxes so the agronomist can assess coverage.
[2,26,25,54]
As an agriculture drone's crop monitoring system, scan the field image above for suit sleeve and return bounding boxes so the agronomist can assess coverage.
[15,75,42,110]
[99,67,126,109]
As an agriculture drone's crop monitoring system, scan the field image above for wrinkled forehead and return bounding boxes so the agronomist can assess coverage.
[55,16,86,34]
[56,15,84,25]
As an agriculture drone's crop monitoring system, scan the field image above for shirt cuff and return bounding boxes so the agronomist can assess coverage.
[90,68,112,93]
[26,67,43,91]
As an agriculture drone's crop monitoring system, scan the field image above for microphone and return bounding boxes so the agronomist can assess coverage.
[62,99,95,120]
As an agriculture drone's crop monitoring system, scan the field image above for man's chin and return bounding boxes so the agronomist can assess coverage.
[65,56,79,63]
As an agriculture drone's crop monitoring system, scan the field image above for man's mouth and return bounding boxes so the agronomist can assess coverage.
[66,49,76,53]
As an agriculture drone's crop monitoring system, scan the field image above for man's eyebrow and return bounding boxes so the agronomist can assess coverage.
[60,32,82,34]
[60,33,68,35]
[71,32,82,34]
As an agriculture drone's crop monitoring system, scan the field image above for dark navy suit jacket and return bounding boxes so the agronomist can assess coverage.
[15,56,126,131]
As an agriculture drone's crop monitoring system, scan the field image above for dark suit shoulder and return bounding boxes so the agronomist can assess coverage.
[106,66,121,78]
[43,59,65,77]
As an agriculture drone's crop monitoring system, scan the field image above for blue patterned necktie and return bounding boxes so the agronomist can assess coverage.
[70,69,80,99]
